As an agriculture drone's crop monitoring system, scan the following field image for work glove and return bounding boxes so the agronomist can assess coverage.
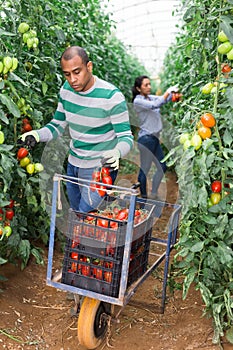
[18,130,40,149]
[166,84,179,94]
[101,149,121,170]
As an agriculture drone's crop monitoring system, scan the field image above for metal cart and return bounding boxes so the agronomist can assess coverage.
[46,174,181,349]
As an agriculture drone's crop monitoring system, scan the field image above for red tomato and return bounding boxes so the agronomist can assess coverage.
[101,167,110,176]
[6,199,14,208]
[23,123,33,132]
[5,209,14,220]
[98,185,106,197]
[17,147,29,160]
[116,208,129,221]
[71,252,78,260]
[221,63,231,73]
[81,265,90,276]
[97,218,109,227]
[110,221,118,230]
[104,271,112,283]
[93,267,103,280]
[92,170,101,181]
[211,180,222,193]
[102,175,112,186]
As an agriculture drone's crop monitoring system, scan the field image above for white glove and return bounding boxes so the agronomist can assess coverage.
[101,149,121,170]
[20,130,40,142]
[167,84,179,94]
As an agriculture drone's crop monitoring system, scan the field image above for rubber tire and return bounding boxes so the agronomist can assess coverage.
[77,297,110,349]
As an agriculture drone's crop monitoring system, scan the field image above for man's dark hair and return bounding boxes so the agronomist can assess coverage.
[61,46,90,65]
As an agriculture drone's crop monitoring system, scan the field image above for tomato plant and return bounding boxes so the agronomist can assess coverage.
[160,0,233,345]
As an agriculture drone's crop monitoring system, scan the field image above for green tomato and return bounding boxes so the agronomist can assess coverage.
[0,131,4,144]
[217,41,232,54]
[27,38,34,49]
[210,86,217,94]
[227,48,233,60]
[183,139,192,150]
[26,163,35,174]
[18,22,30,34]
[218,30,229,42]
[10,57,18,71]
[34,163,44,173]
[201,82,214,94]
[23,32,31,43]
[0,61,3,74]
[190,134,202,150]
[179,133,191,145]
[3,56,12,70]
[3,226,12,237]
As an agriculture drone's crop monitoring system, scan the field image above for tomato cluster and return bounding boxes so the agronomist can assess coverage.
[90,167,113,196]
[208,180,222,207]
[17,146,44,175]
[179,112,216,151]
[0,199,14,239]
[69,251,113,283]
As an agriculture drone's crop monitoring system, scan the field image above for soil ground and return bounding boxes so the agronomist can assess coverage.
[0,171,232,350]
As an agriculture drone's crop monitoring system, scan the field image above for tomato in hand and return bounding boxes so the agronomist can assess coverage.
[211,180,222,193]
[101,167,110,176]
[98,185,106,197]
[102,175,112,186]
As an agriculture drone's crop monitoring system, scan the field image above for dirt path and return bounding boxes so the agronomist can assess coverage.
[0,172,231,350]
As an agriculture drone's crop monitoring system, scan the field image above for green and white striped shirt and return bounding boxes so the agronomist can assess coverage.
[37,76,134,168]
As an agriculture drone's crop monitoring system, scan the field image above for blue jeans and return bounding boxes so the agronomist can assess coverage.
[66,162,117,212]
[137,134,167,198]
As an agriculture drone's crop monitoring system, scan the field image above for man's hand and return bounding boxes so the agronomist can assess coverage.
[166,84,179,94]
[101,149,121,170]
[18,131,40,149]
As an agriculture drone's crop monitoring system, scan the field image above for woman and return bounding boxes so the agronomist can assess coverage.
[132,75,178,199]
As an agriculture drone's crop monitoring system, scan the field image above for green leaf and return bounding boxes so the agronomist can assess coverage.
[31,248,44,265]
[0,94,20,118]
[183,268,196,299]
[226,327,233,344]
[223,129,233,146]
[0,29,16,36]
[0,257,7,265]
[0,108,9,124]
[190,240,204,252]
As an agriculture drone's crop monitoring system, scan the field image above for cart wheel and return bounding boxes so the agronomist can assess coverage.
[77,297,111,349]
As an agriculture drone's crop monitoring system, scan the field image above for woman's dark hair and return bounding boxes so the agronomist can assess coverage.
[132,75,149,102]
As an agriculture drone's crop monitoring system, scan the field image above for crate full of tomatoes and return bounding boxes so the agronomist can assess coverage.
[61,198,155,297]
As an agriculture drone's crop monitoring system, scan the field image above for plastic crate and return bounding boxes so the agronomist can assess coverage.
[61,199,154,297]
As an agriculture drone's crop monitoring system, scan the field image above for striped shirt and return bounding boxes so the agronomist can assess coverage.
[37,76,134,168]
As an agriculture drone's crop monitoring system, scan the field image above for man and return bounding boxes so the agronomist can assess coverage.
[21,46,134,212]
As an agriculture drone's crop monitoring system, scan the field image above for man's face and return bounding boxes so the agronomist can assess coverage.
[61,55,93,92]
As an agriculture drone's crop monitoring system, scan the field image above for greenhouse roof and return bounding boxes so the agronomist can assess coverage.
[102,0,181,77]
